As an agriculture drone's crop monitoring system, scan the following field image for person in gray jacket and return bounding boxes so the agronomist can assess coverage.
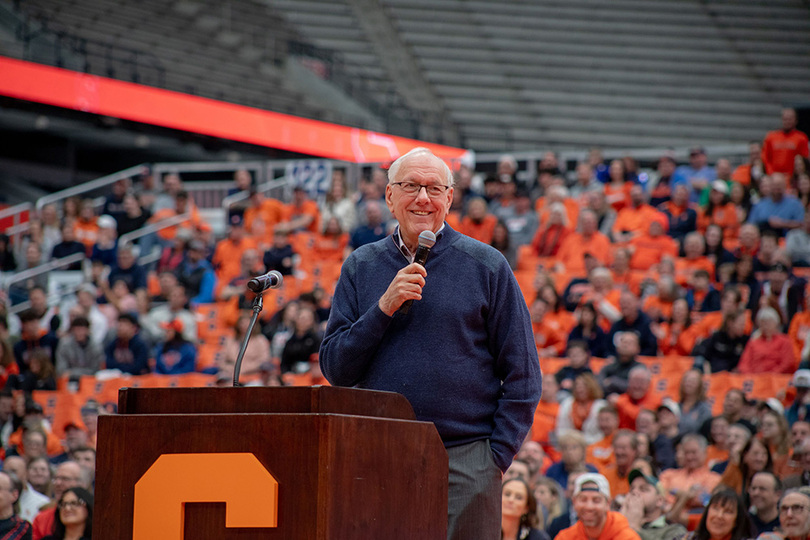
[55,317,103,378]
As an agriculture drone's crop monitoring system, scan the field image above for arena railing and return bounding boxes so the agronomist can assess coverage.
[35,164,148,212]
[0,202,32,250]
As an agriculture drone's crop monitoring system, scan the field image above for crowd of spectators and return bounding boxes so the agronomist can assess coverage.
[0,108,807,537]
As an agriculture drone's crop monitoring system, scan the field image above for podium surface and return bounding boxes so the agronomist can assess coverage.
[95,386,448,539]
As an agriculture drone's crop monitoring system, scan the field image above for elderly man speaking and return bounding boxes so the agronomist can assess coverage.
[320,147,542,539]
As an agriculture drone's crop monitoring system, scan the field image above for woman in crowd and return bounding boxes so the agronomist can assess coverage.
[679,488,752,540]
[738,307,796,374]
[491,221,517,270]
[531,202,570,257]
[556,373,607,445]
[538,285,576,336]
[312,217,348,262]
[280,307,322,375]
[605,159,631,212]
[729,182,753,226]
[759,408,790,475]
[567,303,610,359]
[320,170,357,234]
[719,438,773,501]
[501,478,549,540]
[532,478,564,531]
[218,314,272,380]
[678,369,713,435]
[704,224,736,275]
[42,487,93,540]
[697,182,739,236]
[5,349,56,393]
[656,298,693,356]
[27,456,52,497]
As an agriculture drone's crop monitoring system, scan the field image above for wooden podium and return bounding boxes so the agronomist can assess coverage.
[94,386,448,539]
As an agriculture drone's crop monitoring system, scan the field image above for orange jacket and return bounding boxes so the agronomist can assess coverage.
[615,392,660,430]
[697,203,739,236]
[212,237,258,284]
[674,257,715,287]
[629,234,678,271]
[459,214,498,244]
[789,311,810,365]
[605,183,633,212]
[613,205,664,239]
[556,511,641,540]
[244,198,286,238]
[587,435,615,473]
[558,232,613,273]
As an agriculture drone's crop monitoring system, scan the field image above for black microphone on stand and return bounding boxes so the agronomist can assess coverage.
[233,271,284,386]
[400,230,436,314]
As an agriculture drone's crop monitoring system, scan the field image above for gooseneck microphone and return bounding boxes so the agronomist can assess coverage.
[400,230,437,314]
[247,270,284,293]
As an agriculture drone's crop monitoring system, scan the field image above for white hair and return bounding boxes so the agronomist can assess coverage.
[387,147,454,187]
[756,306,781,326]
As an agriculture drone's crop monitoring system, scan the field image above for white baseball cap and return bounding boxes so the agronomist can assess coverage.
[573,473,611,501]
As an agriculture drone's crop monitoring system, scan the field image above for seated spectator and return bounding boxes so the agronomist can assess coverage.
[748,173,805,235]
[570,162,604,202]
[587,190,618,237]
[26,457,50,498]
[313,217,349,262]
[556,374,607,445]
[460,197,498,244]
[501,189,539,248]
[244,190,285,240]
[678,488,751,540]
[212,216,258,287]
[659,435,722,525]
[281,185,320,234]
[612,366,658,430]
[604,159,633,212]
[533,477,565,531]
[116,192,151,238]
[587,406,620,473]
[89,214,119,267]
[153,319,196,375]
[692,310,749,373]
[0,470,32,538]
[517,440,551,482]
[3,455,49,523]
[613,186,664,243]
[55,316,102,379]
[107,243,146,296]
[618,468,686,540]
[501,478,549,540]
[738,307,796,373]
[686,270,721,313]
[704,224,736,274]
[531,202,571,257]
[787,370,810,425]
[786,213,810,267]
[607,292,658,357]
[349,200,389,251]
[70,284,108,347]
[531,297,567,358]
[217,248,263,304]
[280,307,321,375]
[0,338,19,390]
[655,298,693,356]
[176,240,216,304]
[628,214,677,271]
[719,438,773,498]
[13,310,58,374]
[141,284,197,346]
[530,376,561,451]
[697,181,739,236]
[545,431,599,490]
[491,221,517,269]
[755,261,806,327]
[537,185,579,229]
[674,233,716,288]
[42,486,93,540]
[747,473,782,534]
[578,268,622,329]
[104,313,149,375]
[568,304,610,359]
[760,408,791,476]
[635,409,676,471]
[5,348,56,393]
[673,146,716,203]
[599,332,643,396]
[556,210,613,274]
[156,228,191,274]
[555,341,594,392]
[602,430,639,498]
[217,314,273,381]
[677,369,713,435]
[98,279,138,328]
[556,473,640,540]
[659,184,697,243]
[657,400,681,441]
[757,487,810,540]
[50,222,85,270]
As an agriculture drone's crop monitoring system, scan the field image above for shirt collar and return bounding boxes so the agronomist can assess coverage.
[392,224,445,263]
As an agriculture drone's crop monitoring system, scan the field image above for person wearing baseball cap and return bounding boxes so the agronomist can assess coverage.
[788,369,810,425]
[556,473,641,540]
[619,469,686,540]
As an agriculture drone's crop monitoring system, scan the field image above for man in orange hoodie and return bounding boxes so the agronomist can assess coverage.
[556,473,641,540]
[762,108,809,177]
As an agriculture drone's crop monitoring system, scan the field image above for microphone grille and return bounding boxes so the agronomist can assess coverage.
[418,230,437,248]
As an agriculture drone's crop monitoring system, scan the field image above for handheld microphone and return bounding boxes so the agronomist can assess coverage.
[400,230,436,314]
[247,270,284,293]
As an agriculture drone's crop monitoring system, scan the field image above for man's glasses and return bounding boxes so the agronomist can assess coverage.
[780,504,809,515]
[391,182,450,197]
[58,499,86,510]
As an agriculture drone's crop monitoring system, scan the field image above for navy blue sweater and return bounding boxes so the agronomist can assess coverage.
[320,225,542,472]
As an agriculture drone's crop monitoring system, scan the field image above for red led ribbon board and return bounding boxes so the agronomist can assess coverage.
[0,56,467,164]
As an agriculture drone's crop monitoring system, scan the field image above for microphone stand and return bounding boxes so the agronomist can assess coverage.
[233,293,263,387]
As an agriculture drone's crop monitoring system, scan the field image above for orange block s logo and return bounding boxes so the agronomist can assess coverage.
[133,453,278,539]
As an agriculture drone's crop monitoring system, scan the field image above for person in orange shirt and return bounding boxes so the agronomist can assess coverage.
[282,186,321,234]
[763,108,809,176]
[531,202,571,257]
[674,232,716,287]
[150,190,202,243]
[611,366,659,430]
[537,185,580,229]
[611,248,644,296]
[556,473,641,540]
[243,190,285,240]
[459,197,498,244]
[531,297,567,357]
[212,216,258,286]
[557,210,613,274]
[643,276,678,323]
[72,199,100,254]
[685,285,752,347]
[656,298,695,356]
[312,217,349,262]
[789,309,810,365]
[697,181,740,236]
[612,186,665,243]
[604,160,633,213]
[628,213,677,271]
[531,375,561,457]
[659,434,722,523]
[538,284,577,335]
[587,406,620,473]
[732,142,764,186]
[578,268,622,331]
[602,430,638,498]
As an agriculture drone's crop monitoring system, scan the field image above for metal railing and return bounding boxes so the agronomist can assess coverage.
[0,202,32,248]
[1,251,85,291]
[36,164,147,212]
[118,213,191,247]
